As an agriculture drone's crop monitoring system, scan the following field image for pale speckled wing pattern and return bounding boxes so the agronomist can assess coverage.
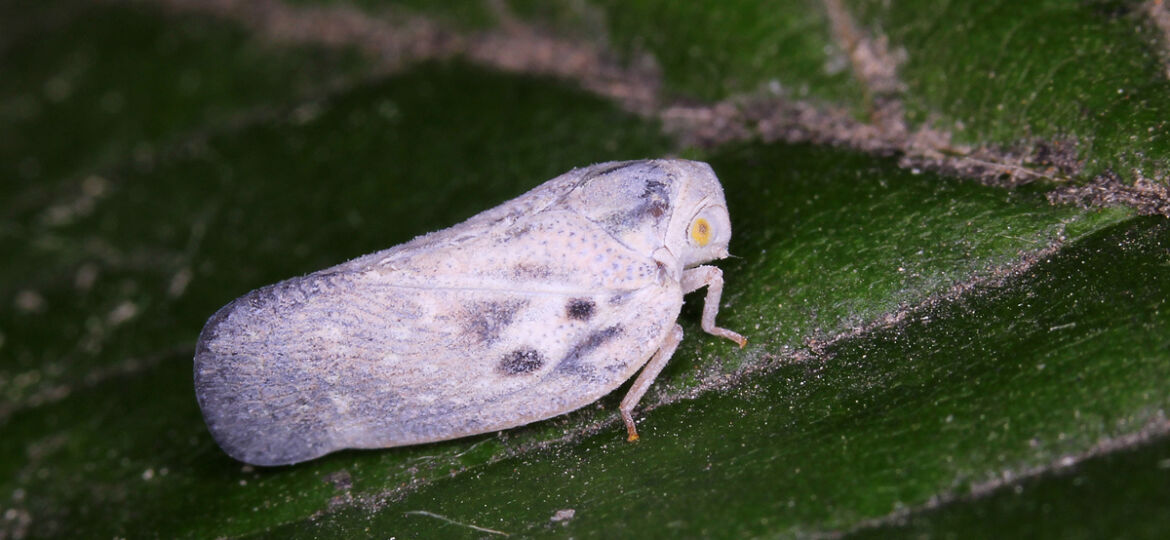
[195,161,690,466]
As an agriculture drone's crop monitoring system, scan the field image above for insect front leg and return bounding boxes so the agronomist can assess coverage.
[681,265,747,348]
[620,324,684,442]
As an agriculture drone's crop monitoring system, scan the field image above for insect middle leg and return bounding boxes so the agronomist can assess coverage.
[620,323,684,442]
[681,265,747,348]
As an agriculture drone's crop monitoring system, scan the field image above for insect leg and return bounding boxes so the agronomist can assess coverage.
[619,323,683,442]
[680,265,747,348]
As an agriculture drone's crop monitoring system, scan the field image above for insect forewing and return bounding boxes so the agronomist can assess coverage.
[195,193,681,465]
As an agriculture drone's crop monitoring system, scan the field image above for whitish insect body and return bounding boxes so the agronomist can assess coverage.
[194,159,745,466]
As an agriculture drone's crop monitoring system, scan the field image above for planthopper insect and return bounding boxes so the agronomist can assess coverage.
[194,159,746,466]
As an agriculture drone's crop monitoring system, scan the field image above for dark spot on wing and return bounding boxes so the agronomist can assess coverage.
[462,300,528,344]
[599,175,673,232]
[555,325,623,375]
[639,179,670,218]
[655,260,670,282]
[498,348,545,375]
[566,298,595,320]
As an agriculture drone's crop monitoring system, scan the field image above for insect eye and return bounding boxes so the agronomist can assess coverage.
[690,217,712,247]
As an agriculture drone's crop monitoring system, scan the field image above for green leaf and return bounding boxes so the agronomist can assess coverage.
[586,0,866,103]
[845,0,1170,179]
[0,0,369,215]
[3,0,1169,538]
[848,429,1170,539]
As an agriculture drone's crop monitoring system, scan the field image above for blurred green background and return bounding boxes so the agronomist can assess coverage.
[3,0,1169,537]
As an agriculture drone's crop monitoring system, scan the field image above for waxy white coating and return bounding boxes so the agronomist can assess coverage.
[194,159,745,466]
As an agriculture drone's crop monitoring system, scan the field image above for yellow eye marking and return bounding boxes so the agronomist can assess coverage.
[691,217,711,246]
